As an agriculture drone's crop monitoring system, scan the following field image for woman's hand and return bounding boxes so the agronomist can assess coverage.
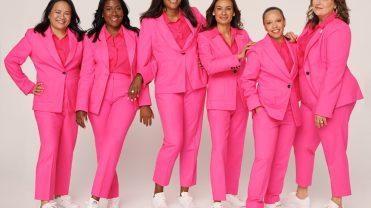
[254,106,263,113]
[285,32,298,43]
[238,41,255,60]
[128,74,144,101]
[32,82,44,95]
[314,114,327,128]
[140,106,154,127]
[76,110,88,128]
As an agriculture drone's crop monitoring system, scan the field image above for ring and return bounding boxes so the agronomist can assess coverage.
[320,120,324,124]
[131,89,135,93]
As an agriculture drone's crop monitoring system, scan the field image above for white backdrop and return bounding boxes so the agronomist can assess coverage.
[0,0,370,207]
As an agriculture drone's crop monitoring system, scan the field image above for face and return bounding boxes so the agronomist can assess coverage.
[312,0,336,19]
[263,10,286,41]
[103,0,124,29]
[163,0,182,11]
[213,0,234,26]
[48,1,71,32]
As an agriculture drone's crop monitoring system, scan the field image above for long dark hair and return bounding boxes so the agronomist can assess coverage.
[34,0,84,41]
[140,0,198,27]
[204,0,243,30]
[306,0,350,28]
[87,0,139,42]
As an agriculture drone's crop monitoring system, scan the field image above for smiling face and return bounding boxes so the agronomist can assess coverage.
[312,0,336,21]
[163,0,182,11]
[264,9,286,42]
[103,0,124,31]
[48,1,71,32]
[213,0,234,26]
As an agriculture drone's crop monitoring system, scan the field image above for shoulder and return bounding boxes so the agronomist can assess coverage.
[326,18,350,33]
[198,29,216,40]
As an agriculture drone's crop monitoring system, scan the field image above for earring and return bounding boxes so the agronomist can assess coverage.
[334,6,337,13]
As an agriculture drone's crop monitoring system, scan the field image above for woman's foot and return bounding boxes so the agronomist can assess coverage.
[265,201,282,208]
[56,195,79,208]
[211,202,223,208]
[324,200,343,208]
[179,192,197,208]
[41,201,57,208]
[86,198,99,208]
[282,192,310,208]
[152,192,168,208]
[226,194,245,207]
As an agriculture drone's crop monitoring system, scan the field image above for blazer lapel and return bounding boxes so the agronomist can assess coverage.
[44,27,63,68]
[122,27,135,69]
[286,39,298,79]
[304,28,323,62]
[157,16,181,51]
[64,29,77,68]
[182,16,197,50]
[263,35,291,80]
[96,30,110,70]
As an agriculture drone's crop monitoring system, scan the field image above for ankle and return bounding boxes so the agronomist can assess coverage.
[296,186,309,199]
[331,197,342,207]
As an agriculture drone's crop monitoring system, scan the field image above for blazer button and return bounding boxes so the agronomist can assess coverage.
[306,71,310,75]
[62,72,66,75]
[181,52,186,55]
[233,69,237,74]
[287,84,292,88]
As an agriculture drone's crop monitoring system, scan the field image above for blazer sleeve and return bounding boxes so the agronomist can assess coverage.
[240,49,262,110]
[132,34,152,107]
[315,24,351,118]
[137,19,157,85]
[76,37,95,112]
[197,34,240,76]
[4,29,35,95]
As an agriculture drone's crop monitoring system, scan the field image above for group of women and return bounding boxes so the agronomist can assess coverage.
[3,0,363,208]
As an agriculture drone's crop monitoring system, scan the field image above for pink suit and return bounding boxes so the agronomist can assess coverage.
[76,26,151,198]
[197,27,251,201]
[294,16,363,197]
[4,27,83,200]
[240,35,301,208]
[137,7,207,187]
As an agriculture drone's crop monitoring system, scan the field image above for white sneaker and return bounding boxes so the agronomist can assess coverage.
[324,200,343,208]
[179,192,197,208]
[56,195,79,208]
[265,201,283,208]
[226,194,245,207]
[41,201,58,208]
[107,198,120,208]
[152,192,168,208]
[86,198,99,208]
[211,202,223,208]
[282,192,310,208]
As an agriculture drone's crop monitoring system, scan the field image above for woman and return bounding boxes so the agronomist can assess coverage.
[283,1,363,208]
[197,0,253,207]
[128,0,207,207]
[4,0,84,208]
[75,0,153,208]
[240,7,301,208]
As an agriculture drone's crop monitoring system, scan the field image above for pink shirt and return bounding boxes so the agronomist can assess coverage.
[53,32,69,66]
[298,12,337,68]
[104,26,131,75]
[163,11,192,49]
[271,37,293,72]
[218,27,238,54]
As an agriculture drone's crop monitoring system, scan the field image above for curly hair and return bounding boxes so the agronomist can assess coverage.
[306,0,350,28]
[204,0,243,30]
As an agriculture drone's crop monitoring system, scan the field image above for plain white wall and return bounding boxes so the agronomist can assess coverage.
[0,0,370,207]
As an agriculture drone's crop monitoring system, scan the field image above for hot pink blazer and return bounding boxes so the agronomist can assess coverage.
[137,7,207,93]
[241,35,301,126]
[4,27,83,113]
[76,27,151,114]
[299,18,363,118]
[197,27,251,110]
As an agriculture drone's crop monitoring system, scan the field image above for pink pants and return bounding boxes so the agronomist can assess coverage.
[34,86,77,200]
[88,73,137,199]
[208,94,248,201]
[153,86,206,187]
[294,103,355,197]
[246,108,296,208]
